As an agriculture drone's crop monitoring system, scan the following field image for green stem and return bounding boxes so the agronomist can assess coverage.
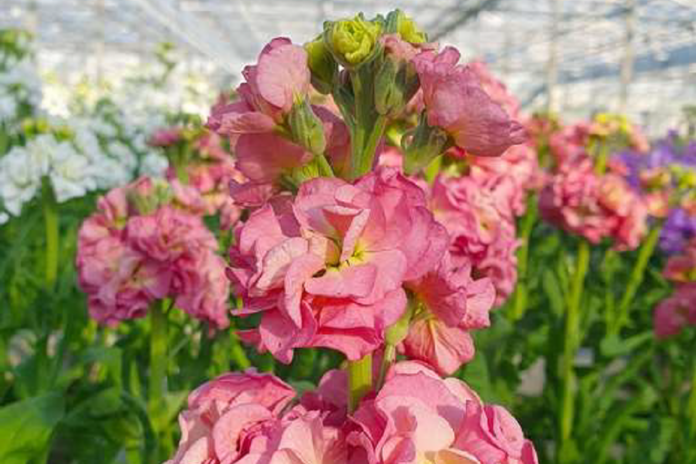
[316,153,335,178]
[688,360,696,442]
[424,155,443,185]
[348,354,372,413]
[610,222,663,335]
[229,329,251,370]
[511,194,538,321]
[376,344,396,390]
[42,181,59,290]
[148,300,168,412]
[559,240,590,460]
[359,115,387,175]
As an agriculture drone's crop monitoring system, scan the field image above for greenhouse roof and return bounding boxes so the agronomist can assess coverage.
[2,0,695,132]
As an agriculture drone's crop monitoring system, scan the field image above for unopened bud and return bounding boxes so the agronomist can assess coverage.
[324,14,382,68]
[374,55,419,117]
[305,36,337,94]
[288,98,326,155]
[385,10,427,44]
[403,114,450,175]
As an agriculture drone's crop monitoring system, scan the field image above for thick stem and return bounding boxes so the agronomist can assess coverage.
[610,222,663,335]
[42,181,59,290]
[348,354,372,413]
[511,194,538,321]
[559,240,590,459]
[149,300,169,412]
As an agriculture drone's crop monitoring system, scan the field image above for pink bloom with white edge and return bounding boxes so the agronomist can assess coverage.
[348,361,538,464]
[413,47,526,157]
[402,253,495,375]
[207,38,310,135]
[653,283,696,339]
[166,370,296,464]
[227,168,449,362]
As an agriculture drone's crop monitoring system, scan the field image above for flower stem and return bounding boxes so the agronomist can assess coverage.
[348,354,372,413]
[316,153,335,178]
[559,239,590,459]
[42,181,59,290]
[376,344,396,390]
[511,194,538,321]
[149,299,168,412]
[610,222,663,335]
[688,359,696,443]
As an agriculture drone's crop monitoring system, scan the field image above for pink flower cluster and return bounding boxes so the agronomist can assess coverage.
[76,177,230,329]
[654,239,696,339]
[168,365,538,464]
[429,174,519,307]
[539,155,648,250]
[228,168,494,375]
[207,38,350,197]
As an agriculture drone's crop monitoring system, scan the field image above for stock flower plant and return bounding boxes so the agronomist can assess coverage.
[160,9,539,464]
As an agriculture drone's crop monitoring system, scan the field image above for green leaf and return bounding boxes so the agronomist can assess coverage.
[541,269,564,318]
[0,392,65,464]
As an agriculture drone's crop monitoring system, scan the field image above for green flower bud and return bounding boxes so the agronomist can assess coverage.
[374,54,420,118]
[385,10,427,44]
[305,36,337,95]
[403,114,451,175]
[288,98,326,156]
[325,14,382,67]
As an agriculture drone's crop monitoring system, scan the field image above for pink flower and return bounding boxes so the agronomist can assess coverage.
[455,404,539,464]
[539,157,648,250]
[653,283,696,339]
[234,131,312,184]
[429,175,520,305]
[228,169,449,362]
[149,126,183,147]
[548,123,591,165]
[77,179,231,329]
[467,61,520,120]
[166,132,245,229]
[412,47,526,157]
[348,362,538,464]
[207,38,310,135]
[663,238,696,284]
[466,143,542,218]
[402,253,495,375]
[126,206,218,263]
[166,370,296,464]
[237,410,348,464]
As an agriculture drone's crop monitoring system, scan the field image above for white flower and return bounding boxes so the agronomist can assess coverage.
[0,146,42,215]
[0,211,9,225]
[0,92,17,121]
[107,141,138,171]
[25,134,57,176]
[140,151,169,178]
[48,141,95,202]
